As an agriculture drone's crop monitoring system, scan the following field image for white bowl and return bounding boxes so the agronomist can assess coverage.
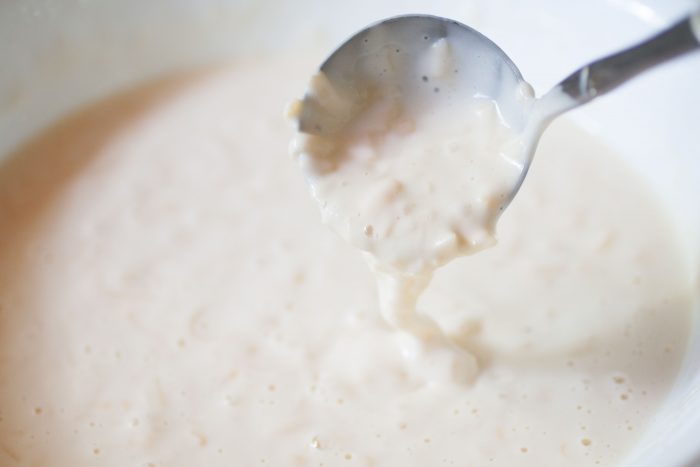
[1,0,698,465]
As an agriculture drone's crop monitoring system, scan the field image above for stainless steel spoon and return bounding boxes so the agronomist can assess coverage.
[297,11,700,208]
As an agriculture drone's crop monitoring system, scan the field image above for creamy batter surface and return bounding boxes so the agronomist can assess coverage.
[0,53,694,466]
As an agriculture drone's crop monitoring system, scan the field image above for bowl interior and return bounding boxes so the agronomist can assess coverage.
[1,1,698,465]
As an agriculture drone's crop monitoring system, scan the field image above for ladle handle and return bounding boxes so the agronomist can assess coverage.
[544,11,700,117]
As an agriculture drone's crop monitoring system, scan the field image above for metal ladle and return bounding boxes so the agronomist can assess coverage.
[297,11,700,210]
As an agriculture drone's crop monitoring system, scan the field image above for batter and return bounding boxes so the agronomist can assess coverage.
[0,52,693,466]
[289,36,536,381]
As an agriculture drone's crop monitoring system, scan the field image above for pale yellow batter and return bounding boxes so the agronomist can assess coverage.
[0,53,693,466]
[290,38,538,374]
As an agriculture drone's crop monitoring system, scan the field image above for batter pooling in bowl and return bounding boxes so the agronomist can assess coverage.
[0,50,693,466]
